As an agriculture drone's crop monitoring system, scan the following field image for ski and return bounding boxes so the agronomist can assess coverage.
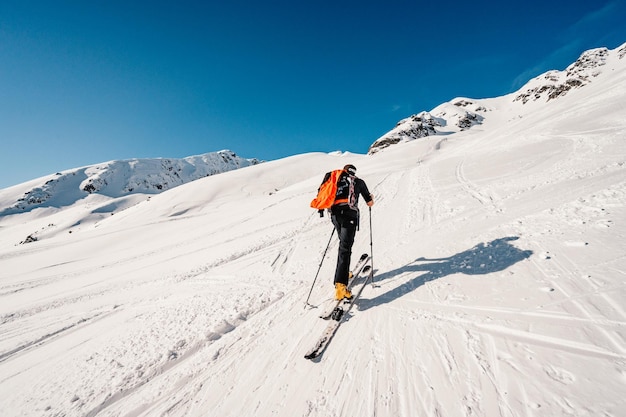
[319,253,369,320]
[304,264,372,360]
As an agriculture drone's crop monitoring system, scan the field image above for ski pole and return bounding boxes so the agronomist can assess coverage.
[304,227,335,308]
[368,206,375,285]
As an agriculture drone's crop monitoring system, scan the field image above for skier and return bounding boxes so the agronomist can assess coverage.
[323,164,374,300]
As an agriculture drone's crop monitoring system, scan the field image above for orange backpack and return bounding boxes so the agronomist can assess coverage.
[310,169,343,210]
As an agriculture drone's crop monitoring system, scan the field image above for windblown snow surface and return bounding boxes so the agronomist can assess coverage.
[1,49,626,416]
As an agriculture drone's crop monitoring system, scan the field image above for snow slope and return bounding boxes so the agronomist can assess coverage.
[1,45,626,417]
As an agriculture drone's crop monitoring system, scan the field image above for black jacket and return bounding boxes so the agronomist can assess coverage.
[320,171,371,219]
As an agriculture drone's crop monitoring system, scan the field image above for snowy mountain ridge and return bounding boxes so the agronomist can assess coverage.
[0,150,261,216]
[3,43,623,217]
[369,42,626,154]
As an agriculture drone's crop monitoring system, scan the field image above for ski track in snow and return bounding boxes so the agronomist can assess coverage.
[3,138,626,416]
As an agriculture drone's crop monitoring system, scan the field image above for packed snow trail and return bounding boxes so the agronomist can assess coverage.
[2,129,624,416]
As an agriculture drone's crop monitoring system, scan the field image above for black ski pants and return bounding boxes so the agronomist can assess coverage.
[331,210,357,286]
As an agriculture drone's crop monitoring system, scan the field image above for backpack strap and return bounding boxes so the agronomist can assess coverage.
[333,173,358,210]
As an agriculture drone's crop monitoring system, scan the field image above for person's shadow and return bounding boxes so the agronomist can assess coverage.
[359,236,533,310]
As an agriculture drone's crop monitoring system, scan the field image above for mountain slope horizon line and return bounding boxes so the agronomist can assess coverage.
[2,42,624,216]
[0,149,261,216]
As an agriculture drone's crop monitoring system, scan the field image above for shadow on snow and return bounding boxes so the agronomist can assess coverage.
[359,236,533,311]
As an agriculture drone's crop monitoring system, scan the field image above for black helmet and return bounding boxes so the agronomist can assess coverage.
[343,164,356,175]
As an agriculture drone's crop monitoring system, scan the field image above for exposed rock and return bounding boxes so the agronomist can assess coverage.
[368,102,485,154]
[368,113,441,154]
[20,234,38,244]
[514,47,609,104]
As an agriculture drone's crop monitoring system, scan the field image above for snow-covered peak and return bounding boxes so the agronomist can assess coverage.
[0,150,261,216]
[512,45,620,104]
[369,42,626,154]
[368,99,488,153]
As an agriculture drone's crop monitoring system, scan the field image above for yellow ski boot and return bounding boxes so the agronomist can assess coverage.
[335,283,353,301]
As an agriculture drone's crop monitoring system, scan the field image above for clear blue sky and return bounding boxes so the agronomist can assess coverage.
[1,0,625,189]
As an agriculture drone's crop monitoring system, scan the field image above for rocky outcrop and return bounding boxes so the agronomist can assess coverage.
[514,47,610,104]
[368,100,486,154]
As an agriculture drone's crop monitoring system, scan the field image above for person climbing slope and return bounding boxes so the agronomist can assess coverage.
[311,164,374,300]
